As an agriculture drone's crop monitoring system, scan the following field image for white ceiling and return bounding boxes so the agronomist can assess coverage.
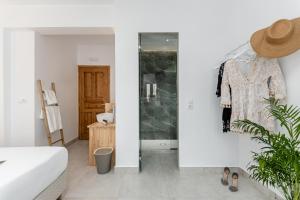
[0,0,114,5]
[34,27,114,35]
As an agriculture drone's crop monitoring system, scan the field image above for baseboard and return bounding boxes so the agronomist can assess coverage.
[65,137,78,147]
[179,167,240,175]
[114,166,139,174]
[238,168,284,200]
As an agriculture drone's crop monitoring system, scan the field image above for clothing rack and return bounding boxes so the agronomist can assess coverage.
[215,41,251,69]
[37,80,65,146]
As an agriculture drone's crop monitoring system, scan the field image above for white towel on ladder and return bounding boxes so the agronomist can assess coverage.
[45,106,63,133]
[43,90,58,105]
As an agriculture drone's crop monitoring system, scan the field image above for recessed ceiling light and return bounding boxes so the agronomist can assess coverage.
[166,39,169,42]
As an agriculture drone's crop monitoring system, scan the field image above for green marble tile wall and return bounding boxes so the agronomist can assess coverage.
[139,51,177,140]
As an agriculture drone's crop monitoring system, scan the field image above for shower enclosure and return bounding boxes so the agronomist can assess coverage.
[139,33,178,171]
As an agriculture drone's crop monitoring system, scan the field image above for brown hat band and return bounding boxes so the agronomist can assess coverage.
[266,19,295,44]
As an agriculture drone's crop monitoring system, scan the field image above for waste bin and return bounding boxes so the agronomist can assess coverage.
[94,147,113,174]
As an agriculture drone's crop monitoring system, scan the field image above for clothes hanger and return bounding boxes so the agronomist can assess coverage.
[225,41,250,61]
[215,42,256,69]
[234,47,257,63]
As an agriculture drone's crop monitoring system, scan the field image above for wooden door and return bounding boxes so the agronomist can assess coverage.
[78,66,110,140]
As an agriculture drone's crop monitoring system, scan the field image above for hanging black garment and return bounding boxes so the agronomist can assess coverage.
[216,62,225,97]
[222,107,232,132]
[216,62,232,133]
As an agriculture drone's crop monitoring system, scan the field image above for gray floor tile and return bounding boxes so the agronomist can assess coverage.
[63,141,270,200]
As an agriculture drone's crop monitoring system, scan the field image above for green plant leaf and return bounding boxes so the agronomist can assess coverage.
[233,98,300,200]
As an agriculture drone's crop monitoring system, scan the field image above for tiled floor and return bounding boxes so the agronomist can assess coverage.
[63,140,270,200]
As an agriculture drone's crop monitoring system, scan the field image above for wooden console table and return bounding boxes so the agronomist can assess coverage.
[88,122,115,166]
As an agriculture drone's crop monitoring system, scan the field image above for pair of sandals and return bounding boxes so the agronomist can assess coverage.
[221,167,239,192]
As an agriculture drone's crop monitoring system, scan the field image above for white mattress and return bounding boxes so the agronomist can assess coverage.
[0,147,68,200]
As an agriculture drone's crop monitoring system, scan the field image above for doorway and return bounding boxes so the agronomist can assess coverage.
[2,27,115,147]
[139,33,179,171]
[78,66,110,140]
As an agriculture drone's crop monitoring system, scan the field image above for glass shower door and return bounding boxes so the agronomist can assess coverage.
[139,33,178,171]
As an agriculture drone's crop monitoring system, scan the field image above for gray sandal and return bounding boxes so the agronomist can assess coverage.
[229,173,239,192]
[221,167,230,186]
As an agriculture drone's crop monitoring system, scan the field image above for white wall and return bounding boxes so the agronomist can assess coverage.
[1,30,13,147]
[234,2,300,196]
[35,34,77,146]
[0,4,114,146]
[0,5,113,28]
[77,35,115,101]
[0,29,13,147]
[8,31,36,146]
[0,29,4,146]
[114,0,300,168]
[235,0,300,172]
[114,0,241,167]
[35,34,115,145]
[0,1,299,172]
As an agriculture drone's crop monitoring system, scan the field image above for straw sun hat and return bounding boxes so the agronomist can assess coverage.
[250,17,300,58]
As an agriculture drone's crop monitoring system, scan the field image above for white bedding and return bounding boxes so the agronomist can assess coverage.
[0,147,68,200]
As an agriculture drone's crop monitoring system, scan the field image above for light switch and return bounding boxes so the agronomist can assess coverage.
[187,100,194,110]
[17,98,27,104]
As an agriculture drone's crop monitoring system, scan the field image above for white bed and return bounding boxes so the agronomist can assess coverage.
[0,147,68,200]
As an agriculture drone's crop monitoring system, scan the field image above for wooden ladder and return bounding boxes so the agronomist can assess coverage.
[37,80,65,146]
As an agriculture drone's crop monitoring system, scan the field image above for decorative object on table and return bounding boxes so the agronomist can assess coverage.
[105,103,115,113]
[96,113,114,124]
[96,103,115,124]
[229,173,239,192]
[233,98,300,200]
[221,167,231,186]
[251,17,300,58]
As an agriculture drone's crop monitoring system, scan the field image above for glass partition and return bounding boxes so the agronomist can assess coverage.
[139,33,178,171]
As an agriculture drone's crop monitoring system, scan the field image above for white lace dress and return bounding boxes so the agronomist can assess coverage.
[221,56,286,132]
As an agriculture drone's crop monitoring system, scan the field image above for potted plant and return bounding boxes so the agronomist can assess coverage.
[233,98,300,200]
